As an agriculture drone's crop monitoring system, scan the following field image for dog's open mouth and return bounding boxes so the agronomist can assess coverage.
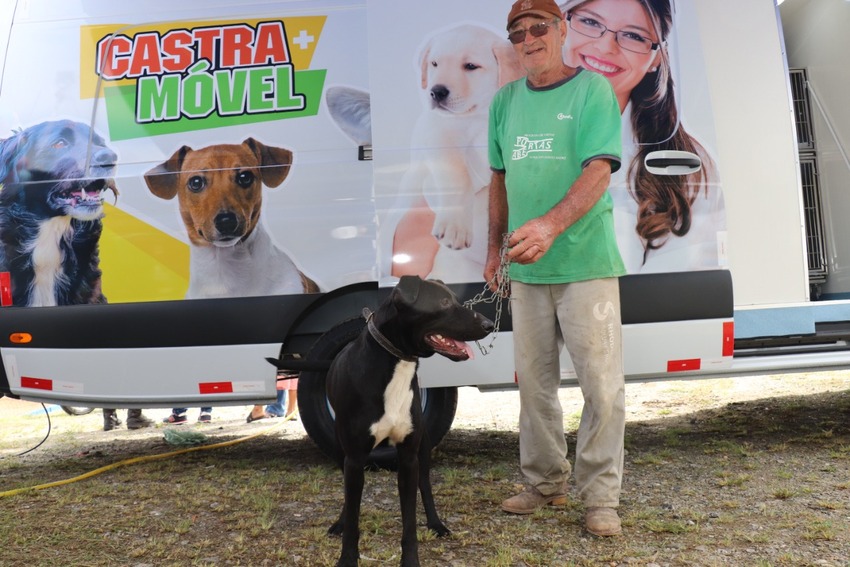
[51,178,117,221]
[425,333,475,361]
[55,178,117,207]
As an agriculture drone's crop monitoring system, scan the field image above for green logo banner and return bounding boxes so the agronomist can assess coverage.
[103,68,326,141]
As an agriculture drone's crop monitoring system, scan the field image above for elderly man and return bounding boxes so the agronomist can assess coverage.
[485,0,626,536]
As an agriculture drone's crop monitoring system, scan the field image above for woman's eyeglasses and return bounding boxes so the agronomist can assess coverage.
[507,19,561,45]
[567,13,661,54]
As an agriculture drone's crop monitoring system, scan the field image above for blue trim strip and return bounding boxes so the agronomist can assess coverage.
[735,302,850,339]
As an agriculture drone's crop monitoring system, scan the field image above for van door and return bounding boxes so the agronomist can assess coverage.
[366,0,732,387]
[369,0,725,282]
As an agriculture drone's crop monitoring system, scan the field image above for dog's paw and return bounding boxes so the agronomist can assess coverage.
[328,521,344,536]
[335,554,359,567]
[428,521,451,538]
[432,210,473,250]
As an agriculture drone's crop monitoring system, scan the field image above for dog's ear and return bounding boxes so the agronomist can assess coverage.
[493,40,525,87]
[393,275,422,308]
[0,132,25,184]
[144,146,191,200]
[243,138,293,188]
[418,41,433,90]
[0,138,14,184]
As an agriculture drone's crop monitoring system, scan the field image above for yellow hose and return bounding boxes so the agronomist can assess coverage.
[0,411,297,499]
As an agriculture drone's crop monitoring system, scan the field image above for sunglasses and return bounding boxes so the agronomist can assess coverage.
[508,19,561,44]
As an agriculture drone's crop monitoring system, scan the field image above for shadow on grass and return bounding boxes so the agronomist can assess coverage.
[3,388,848,490]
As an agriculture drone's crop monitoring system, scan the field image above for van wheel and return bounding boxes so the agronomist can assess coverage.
[298,317,458,470]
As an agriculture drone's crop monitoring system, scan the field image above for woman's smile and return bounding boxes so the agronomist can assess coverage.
[579,53,622,76]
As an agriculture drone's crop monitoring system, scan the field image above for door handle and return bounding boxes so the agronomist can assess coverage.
[644,150,701,175]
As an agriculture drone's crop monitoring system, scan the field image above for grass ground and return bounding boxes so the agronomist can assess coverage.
[1,373,849,566]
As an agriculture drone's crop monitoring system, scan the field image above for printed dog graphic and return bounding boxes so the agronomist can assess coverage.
[0,120,118,306]
[144,138,319,298]
[394,24,523,280]
[326,276,494,567]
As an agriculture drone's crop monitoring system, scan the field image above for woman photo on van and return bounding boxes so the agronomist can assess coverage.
[560,0,725,273]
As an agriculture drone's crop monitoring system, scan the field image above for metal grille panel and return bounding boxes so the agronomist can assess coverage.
[790,69,815,151]
[799,154,827,282]
[790,68,827,284]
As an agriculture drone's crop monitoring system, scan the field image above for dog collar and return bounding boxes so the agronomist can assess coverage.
[362,308,418,362]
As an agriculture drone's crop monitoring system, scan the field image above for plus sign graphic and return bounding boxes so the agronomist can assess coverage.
[292,29,315,50]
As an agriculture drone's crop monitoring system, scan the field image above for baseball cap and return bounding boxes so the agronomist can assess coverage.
[507,0,564,30]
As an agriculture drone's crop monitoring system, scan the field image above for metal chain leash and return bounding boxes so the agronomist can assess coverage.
[464,232,512,355]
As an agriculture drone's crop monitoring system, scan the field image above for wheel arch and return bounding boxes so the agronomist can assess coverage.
[276,281,383,363]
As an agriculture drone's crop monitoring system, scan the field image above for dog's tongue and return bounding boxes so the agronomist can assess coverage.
[71,189,103,205]
[76,188,101,199]
[429,334,475,360]
[448,339,475,360]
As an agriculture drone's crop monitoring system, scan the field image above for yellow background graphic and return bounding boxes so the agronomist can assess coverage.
[99,204,190,302]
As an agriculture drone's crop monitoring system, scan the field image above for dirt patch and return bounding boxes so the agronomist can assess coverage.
[2,372,850,566]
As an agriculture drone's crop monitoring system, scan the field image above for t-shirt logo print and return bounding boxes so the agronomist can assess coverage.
[512,135,553,160]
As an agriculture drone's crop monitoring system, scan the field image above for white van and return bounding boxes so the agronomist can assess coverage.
[0,0,847,463]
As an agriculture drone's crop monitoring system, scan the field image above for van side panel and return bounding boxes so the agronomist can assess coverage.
[4,0,831,406]
[0,1,375,405]
[695,0,807,307]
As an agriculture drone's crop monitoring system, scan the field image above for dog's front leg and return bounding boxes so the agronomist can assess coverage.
[417,431,450,537]
[422,148,476,250]
[334,455,366,567]
[396,439,421,567]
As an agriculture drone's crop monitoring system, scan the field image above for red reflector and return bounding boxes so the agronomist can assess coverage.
[199,382,233,394]
[0,272,11,307]
[21,376,53,391]
[667,359,701,372]
[722,321,734,357]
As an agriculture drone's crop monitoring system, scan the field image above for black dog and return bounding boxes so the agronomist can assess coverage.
[326,275,494,567]
[0,120,117,306]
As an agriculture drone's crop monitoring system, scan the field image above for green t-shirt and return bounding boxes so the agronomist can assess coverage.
[489,69,625,284]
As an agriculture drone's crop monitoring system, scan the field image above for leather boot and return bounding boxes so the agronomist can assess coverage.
[103,409,122,431]
[126,408,154,430]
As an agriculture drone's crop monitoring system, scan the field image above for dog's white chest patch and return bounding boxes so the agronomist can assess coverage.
[28,217,72,307]
[369,360,416,447]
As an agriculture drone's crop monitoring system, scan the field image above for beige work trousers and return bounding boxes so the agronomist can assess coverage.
[511,278,625,508]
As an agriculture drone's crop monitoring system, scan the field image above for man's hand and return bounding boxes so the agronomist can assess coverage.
[507,216,559,265]
[484,246,505,294]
